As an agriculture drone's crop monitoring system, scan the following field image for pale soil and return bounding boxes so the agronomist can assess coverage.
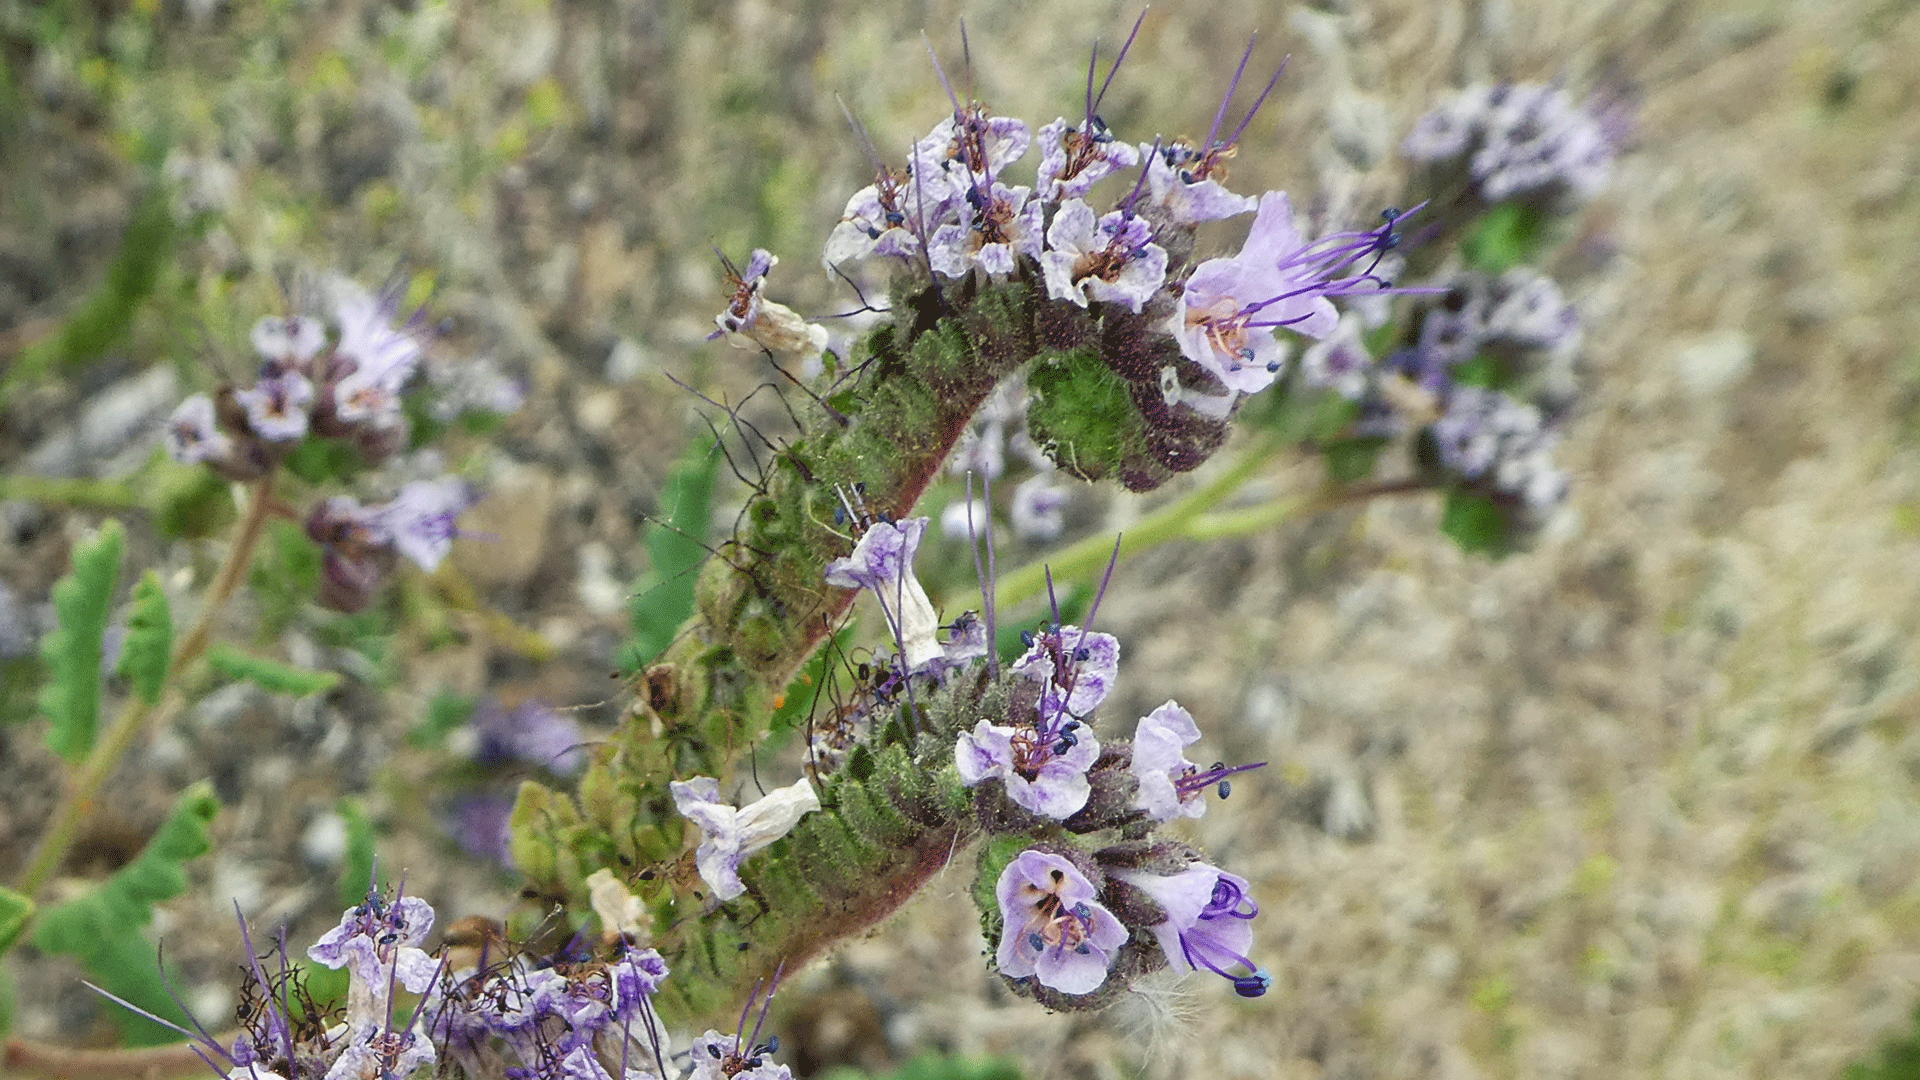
[3,1,1918,1079]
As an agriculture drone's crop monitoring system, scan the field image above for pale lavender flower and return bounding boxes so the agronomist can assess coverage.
[1137,141,1257,225]
[994,851,1128,996]
[1298,314,1373,400]
[927,182,1044,279]
[940,496,992,540]
[321,1025,435,1080]
[1010,624,1120,723]
[307,893,439,1028]
[377,478,479,572]
[250,315,326,365]
[710,249,827,356]
[330,277,424,390]
[1405,83,1616,203]
[1009,473,1070,543]
[472,697,587,775]
[234,373,315,442]
[164,393,235,466]
[955,718,1102,819]
[670,776,819,901]
[1038,199,1167,313]
[1035,117,1140,202]
[824,516,942,669]
[306,495,397,614]
[916,107,1031,185]
[1127,701,1262,824]
[1116,862,1269,996]
[688,1032,791,1080]
[1169,191,1339,394]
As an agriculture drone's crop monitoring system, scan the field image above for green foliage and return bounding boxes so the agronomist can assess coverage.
[1325,436,1390,484]
[33,781,220,1046]
[1025,346,1139,481]
[1847,1004,1920,1080]
[40,520,125,763]
[1440,489,1515,558]
[408,690,476,748]
[0,884,34,955]
[334,798,378,909]
[0,958,14,1039]
[1461,202,1548,273]
[150,459,236,539]
[623,441,719,670]
[818,1053,1025,1080]
[206,643,341,696]
[282,436,370,485]
[116,571,173,705]
[249,518,323,636]
[0,185,175,406]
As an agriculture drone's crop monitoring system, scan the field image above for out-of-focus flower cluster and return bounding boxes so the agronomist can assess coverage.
[163,276,513,611]
[1404,82,1623,205]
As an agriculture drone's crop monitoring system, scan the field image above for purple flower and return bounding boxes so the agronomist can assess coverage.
[234,372,315,442]
[1431,385,1567,508]
[955,718,1102,819]
[307,892,440,1027]
[824,517,943,669]
[927,182,1044,279]
[472,697,588,775]
[689,1031,791,1080]
[1035,117,1140,202]
[1136,140,1258,225]
[670,776,820,901]
[322,1024,436,1080]
[249,315,326,365]
[329,277,424,392]
[377,478,479,572]
[1116,862,1270,997]
[1010,624,1120,723]
[306,496,397,614]
[915,107,1031,185]
[994,851,1128,996]
[1298,314,1372,400]
[1130,701,1207,822]
[1009,473,1070,543]
[1038,199,1167,313]
[1405,83,1616,204]
[1169,192,1339,394]
[164,393,236,466]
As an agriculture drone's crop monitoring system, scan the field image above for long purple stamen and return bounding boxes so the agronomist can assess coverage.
[1203,36,1259,153]
[1173,760,1266,800]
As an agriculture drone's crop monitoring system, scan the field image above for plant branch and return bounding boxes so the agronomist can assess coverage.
[15,473,278,900]
[3,1032,226,1080]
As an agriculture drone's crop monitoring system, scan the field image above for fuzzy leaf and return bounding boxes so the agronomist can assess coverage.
[116,572,173,705]
[33,781,220,1045]
[0,884,33,955]
[39,520,125,763]
[626,442,718,668]
[206,644,340,696]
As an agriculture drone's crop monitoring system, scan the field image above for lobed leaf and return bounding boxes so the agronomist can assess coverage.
[39,520,125,763]
[205,643,341,696]
[116,571,173,705]
[32,781,220,1045]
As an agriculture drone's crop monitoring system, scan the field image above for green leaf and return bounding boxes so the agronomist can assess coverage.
[40,520,125,763]
[0,884,34,955]
[626,442,719,668]
[206,644,341,696]
[33,781,220,1045]
[1440,489,1514,558]
[0,185,174,406]
[150,458,235,540]
[281,436,369,485]
[0,958,14,1040]
[249,518,322,636]
[116,572,173,705]
[335,798,378,909]
[408,691,475,748]
[1461,203,1548,273]
[1324,436,1390,484]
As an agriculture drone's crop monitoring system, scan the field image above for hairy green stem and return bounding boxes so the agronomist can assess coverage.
[15,473,277,900]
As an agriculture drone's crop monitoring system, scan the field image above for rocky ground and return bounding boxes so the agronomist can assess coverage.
[3,1,1920,1078]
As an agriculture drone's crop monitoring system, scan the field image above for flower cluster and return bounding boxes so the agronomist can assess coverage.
[163,276,499,612]
[819,515,1268,1004]
[1404,82,1621,205]
[799,35,1421,491]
